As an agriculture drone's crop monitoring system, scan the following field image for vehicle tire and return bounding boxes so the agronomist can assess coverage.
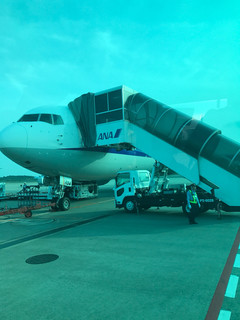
[199,204,208,213]
[124,199,137,213]
[25,210,32,218]
[58,197,71,211]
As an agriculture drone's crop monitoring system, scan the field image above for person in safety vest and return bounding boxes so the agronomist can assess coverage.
[186,183,201,224]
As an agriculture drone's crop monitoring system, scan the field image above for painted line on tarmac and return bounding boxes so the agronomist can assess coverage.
[234,254,240,268]
[0,213,115,250]
[217,251,240,319]
[0,218,17,224]
[224,275,239,298]
[218,310,231,320]
[219,253,240,319]
[205,227,240,320]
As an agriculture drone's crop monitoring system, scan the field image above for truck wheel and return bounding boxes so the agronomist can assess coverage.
[124,199,137,213]
[58,197,71,211]
[25,210,32,218]
[199,204,208,213]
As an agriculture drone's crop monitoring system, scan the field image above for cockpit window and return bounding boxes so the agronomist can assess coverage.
[18,113,64,125]
[53,114,64,125]
[39,113,52,124]
[18,114,39,122]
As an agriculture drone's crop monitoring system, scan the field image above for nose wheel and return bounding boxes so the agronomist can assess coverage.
[58,196,71,211]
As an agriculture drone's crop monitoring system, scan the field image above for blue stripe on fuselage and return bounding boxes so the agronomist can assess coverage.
[60,147,150,157]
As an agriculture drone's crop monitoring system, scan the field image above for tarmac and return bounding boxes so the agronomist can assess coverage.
[1,181,240,320]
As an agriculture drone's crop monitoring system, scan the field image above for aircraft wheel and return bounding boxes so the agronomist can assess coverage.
[59,197,71,211]
[124,199,137,213]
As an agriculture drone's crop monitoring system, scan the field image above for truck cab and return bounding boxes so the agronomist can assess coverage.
[114,170,151,211]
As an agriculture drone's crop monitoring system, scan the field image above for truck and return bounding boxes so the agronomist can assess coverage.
[113,162,219,215]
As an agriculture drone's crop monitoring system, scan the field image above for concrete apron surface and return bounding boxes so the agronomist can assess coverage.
[0,194,240,320]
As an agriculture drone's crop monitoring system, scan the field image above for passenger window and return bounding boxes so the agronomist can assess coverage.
[18,114,39,122]
[39,114,52,124]
[53,114,64,125]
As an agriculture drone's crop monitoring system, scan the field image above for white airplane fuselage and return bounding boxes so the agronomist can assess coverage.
[0,106,154,182]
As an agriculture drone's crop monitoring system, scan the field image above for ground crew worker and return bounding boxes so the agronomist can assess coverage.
[22,182,27,192]
[186,184,201,224]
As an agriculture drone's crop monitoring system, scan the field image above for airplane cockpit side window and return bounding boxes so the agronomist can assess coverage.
[53,114,64,125]
[18,114,40,122]
[39,113,52,124]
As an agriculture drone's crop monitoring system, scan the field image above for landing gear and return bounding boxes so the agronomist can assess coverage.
[58,196,71,211]
[42,175,98,212]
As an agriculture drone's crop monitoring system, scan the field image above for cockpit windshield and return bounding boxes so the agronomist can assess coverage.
[18,114,39,122]
[18,114,64,125]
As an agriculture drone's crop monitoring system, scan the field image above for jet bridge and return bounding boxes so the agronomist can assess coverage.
[69,85,240,207]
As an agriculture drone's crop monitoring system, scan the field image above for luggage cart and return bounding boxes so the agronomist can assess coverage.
[0,186,56,218]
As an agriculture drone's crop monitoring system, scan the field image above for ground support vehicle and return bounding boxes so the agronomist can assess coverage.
[39,176,98,211]
[0,186,56,218]
[114,163,221,217]
[0,177,98,216]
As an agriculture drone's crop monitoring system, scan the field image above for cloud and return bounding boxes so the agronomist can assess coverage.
[5,73,27,93]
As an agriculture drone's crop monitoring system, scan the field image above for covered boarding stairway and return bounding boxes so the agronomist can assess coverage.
[68,85,240,207]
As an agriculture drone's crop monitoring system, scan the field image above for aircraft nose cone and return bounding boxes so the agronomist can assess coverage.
[0,123,28,150]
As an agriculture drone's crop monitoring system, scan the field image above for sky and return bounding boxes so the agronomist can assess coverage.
[0,0,240,176]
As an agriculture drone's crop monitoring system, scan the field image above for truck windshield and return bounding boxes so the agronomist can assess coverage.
[116,173,130,187]
[139,172,150,183]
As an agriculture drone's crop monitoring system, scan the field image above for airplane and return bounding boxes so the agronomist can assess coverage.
[0,104,155,209]
[1,85,239,211]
